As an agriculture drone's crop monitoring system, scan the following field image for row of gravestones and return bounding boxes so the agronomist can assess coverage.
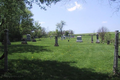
[21,34,36,44]
[54,34,100,46]
[50,35,75,40]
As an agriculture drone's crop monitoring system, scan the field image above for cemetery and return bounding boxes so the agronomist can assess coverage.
[0,31,120,80]
[0,0,120,80]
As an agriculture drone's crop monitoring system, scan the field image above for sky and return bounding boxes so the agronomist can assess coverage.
[30,0,120,34]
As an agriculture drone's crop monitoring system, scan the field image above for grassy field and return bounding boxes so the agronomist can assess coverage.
[0,34,120,80]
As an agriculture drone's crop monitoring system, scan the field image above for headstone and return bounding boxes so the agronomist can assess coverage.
[68,40,69,42]
[96,33,100,43]
[21,38,27,44]
[32,38,36,42]
[91,35,93,43]
[54,36,59,46]
[26,34,31,41]
[63,36,65,39]
[76,36,83,42]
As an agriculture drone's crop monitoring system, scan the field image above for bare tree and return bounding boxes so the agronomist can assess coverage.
[97,26,109,42]
[68,29,74,34]
[56,20,66,36]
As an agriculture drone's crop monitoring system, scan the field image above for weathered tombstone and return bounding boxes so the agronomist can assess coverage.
[26,34,31,41]
[96,33,100,43]
[21,38,27,44]
[32,38,36,42]
[63,36,65,39]
[91,35,93,43]
[76,36,83,42]
[54,36,59,46]
[68,40,69,42]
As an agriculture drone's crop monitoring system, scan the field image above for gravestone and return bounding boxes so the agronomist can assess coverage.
[26,34,31,41]
[76,36,83,42]
[91,35,93,43]
[54,36,59,46]
[32,37,36,42]
[21,38,27,44]
[96,33,100,43]
[63,36,65,39]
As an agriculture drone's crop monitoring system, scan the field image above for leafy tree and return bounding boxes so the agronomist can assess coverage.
[97,26,109,42]
[24,0,61,9]
[65,31,69,36]
[0,0,61,42]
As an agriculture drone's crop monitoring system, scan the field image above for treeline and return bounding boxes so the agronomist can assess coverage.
[0,0,48,42]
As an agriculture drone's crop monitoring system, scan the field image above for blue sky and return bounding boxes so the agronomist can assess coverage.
[30,0,120,34]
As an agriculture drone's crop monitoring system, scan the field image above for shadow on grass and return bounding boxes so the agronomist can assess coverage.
[0,45,52,54]
[0,59,110,80]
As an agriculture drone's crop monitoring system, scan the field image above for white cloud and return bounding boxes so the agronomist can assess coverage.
[67,2,82,11]
[102,21,107,23]
[39,22,45,24]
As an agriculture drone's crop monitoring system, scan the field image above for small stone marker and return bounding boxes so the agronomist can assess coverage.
[91,35,93,43]
[32,39,36,42]
[32,37,36,42]
[21,38,27,44]
[26,34,31,41]
[63,36,65,39]
[54,36,59,46]
[76,36,83,42]
[96,33,100,43]
[68,40,69,42]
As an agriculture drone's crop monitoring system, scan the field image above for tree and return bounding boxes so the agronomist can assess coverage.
[65,30,69,36]
[97,26,109,42]
[68,29,74,34]
[0,0,29,42]
[56,20,66,36]
[0,0,61,42]
[24,0,61,9]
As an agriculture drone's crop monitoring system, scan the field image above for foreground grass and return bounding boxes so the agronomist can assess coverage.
[0,36,120,80]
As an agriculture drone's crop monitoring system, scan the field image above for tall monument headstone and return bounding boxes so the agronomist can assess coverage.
[96,33,100,43]
[54,36,59,46]
[91,35,93,43]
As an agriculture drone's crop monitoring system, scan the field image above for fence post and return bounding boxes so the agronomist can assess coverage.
[4,29,8,72]
[113,30,119,74]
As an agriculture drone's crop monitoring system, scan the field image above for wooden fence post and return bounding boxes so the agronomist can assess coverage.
[113,30,119,74]
[4,29,8,72]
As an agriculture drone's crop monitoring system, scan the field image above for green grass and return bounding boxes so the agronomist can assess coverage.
[0,35,120,80]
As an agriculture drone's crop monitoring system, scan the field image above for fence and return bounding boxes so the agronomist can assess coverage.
[113,30,120,75]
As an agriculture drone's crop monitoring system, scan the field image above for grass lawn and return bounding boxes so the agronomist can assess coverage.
[0,35,120,80]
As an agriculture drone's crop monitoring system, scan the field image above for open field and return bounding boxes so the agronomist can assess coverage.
[0,34,120,80]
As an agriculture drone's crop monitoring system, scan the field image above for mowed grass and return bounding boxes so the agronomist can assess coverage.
[0,35,120,80]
